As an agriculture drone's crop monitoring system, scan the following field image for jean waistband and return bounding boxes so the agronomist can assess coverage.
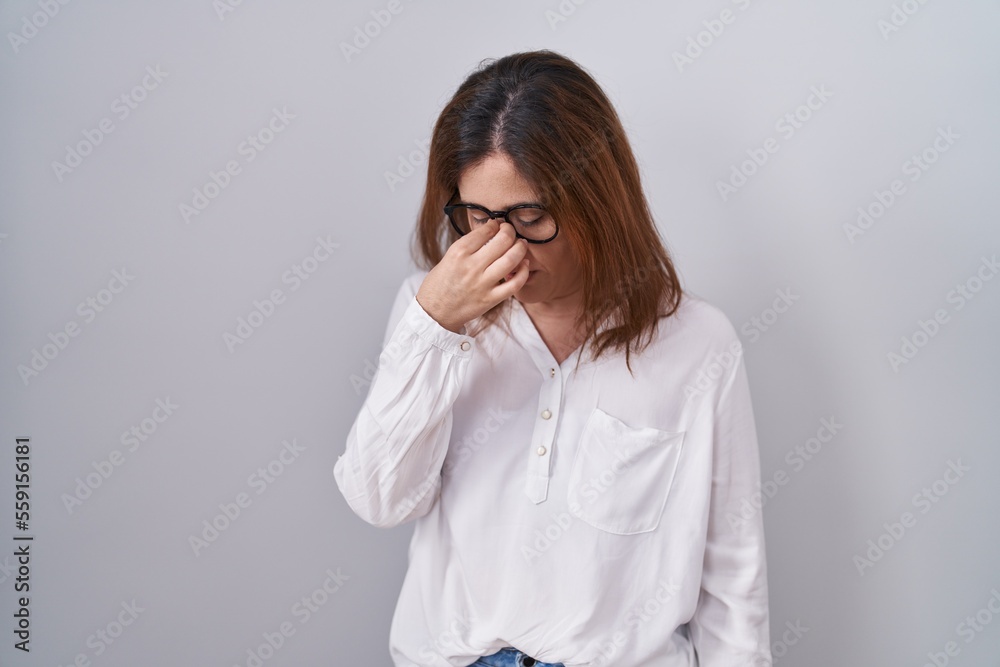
[488,647,563,667]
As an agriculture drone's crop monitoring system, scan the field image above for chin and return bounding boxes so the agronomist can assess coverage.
[513,288,545,303]
[513,271,540,292]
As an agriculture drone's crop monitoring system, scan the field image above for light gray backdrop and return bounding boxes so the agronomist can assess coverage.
[2,1,999,665]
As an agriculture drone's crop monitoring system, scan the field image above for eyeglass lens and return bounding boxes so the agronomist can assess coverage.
[449,206,556,241]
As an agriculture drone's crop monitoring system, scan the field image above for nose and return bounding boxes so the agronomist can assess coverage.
[502,222,529,245]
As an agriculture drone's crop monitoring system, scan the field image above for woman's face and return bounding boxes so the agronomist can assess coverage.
[456,152,584,313]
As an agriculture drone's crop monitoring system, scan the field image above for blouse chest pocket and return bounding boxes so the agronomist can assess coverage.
[566,407,686,535]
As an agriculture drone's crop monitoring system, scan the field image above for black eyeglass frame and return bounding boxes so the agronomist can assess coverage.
[443,188,559,244]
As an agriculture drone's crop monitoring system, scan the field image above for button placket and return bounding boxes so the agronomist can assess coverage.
[524,365,561,503]
[510,298,572,505]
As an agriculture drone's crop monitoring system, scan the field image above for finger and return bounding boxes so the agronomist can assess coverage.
[490,238,529,284]
[474,221,518,261]
[496,257,530,295]
[452,217,501,254]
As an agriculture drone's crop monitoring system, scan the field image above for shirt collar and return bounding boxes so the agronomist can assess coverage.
[508,297,615,370]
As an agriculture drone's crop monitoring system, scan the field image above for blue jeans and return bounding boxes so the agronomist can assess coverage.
[467,647,565,667]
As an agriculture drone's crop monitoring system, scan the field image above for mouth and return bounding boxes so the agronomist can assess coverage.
[505,270,539,281]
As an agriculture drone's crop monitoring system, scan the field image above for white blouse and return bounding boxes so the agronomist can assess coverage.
[334,270,772,667]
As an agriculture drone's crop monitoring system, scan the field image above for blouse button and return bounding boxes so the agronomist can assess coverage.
[540,409,551,420]
[536,446,547,456]
[460,341,470,351]
[549,367,555,377]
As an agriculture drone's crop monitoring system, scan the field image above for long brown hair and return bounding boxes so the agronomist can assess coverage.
[411,49,684,376]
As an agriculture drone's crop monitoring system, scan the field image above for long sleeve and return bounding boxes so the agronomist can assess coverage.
[333,271,475,528]
[689,348,773,666]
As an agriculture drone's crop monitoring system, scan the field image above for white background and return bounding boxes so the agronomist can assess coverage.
[1,0,999,665]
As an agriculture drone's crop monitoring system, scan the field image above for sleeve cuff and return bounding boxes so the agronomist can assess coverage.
[399,296,475,356]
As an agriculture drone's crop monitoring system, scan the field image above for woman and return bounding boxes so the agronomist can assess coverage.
[334,50,772,667]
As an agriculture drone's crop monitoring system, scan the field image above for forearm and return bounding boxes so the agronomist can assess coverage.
[334,294,475,528]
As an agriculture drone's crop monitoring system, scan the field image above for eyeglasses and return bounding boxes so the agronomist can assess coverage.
[444,188,559,244]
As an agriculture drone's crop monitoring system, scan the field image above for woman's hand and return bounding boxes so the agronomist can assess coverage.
[415,219,530,333]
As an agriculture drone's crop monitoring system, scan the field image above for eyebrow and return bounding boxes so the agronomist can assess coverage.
[456,192,544,209]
